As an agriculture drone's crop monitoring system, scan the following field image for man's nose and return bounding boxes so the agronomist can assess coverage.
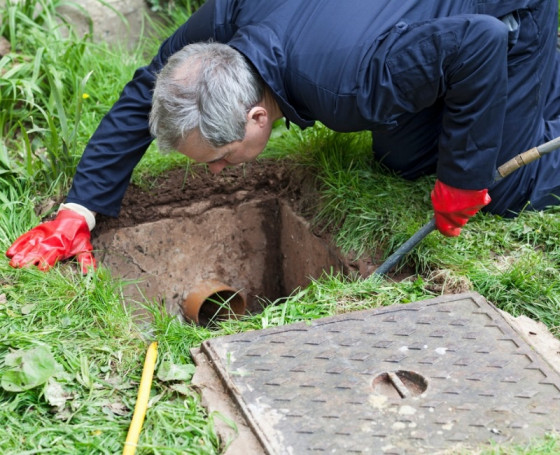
[208,160,228,174]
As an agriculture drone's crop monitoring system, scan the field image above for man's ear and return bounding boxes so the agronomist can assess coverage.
[247,106,268,127]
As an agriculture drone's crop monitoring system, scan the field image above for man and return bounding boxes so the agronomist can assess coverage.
[6,0,560,273]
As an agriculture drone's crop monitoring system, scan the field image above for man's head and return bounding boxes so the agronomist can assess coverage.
[150,42,275,173]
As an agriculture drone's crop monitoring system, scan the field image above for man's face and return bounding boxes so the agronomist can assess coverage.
[177,110,272,174]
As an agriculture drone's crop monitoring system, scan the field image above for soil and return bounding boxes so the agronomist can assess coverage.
[94,160,302,232]
[91,159,381,320]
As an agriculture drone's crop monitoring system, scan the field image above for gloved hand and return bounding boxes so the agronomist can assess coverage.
[6,209,96,273]
[431,179,491,237]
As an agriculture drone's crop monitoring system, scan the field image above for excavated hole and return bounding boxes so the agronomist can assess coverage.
[91,162,409,322]
[94,197,361,320]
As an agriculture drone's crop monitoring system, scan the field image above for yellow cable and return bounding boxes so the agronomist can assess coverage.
[123,341,158,455]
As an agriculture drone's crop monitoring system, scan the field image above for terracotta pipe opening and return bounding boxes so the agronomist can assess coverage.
[182,279,247,326]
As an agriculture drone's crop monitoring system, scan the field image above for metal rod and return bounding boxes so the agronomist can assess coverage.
[538,135,560,155]
[388,371,410,399]
[373,136,560,276]
[374,219,436,276]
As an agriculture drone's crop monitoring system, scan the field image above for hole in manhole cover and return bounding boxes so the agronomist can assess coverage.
[372,370,428,398]
[92,163,398,320]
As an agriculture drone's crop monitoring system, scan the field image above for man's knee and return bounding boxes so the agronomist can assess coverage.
[461,15,509,51]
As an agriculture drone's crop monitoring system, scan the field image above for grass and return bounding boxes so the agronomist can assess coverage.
[265,124,560,336]
[1,1,560,454]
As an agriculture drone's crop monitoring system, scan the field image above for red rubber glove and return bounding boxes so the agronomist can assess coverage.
[6,210,96,273]
[431,179,491,237]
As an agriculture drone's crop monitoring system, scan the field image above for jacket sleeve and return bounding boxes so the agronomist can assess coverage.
[66,1,216,217]
[382,15,509,190]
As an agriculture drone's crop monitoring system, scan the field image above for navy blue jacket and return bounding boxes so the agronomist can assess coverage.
[67,0,556,217]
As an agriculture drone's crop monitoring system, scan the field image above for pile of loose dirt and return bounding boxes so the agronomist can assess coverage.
[94,159,313,234]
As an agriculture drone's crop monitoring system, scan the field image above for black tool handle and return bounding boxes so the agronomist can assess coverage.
[373,136,560,276]
[373,218,437,276]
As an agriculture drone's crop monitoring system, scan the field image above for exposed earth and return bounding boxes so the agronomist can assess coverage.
[92,159,384,321]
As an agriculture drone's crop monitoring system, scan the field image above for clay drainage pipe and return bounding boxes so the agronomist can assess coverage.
[182,279,247,326]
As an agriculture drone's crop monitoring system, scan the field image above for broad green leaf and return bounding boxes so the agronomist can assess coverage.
[1,346,59,392]
[156,361,195,382]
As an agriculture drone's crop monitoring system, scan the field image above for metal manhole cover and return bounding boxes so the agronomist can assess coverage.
[192,292,560,454]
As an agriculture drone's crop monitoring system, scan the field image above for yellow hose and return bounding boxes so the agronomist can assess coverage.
[123,341,158,455]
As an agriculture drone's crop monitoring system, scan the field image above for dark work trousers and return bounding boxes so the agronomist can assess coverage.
[372,4,560,217]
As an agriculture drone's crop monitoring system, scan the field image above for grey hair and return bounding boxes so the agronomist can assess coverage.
[149,42,264,151]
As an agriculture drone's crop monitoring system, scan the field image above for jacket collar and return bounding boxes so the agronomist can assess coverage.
[228,24,315,129]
